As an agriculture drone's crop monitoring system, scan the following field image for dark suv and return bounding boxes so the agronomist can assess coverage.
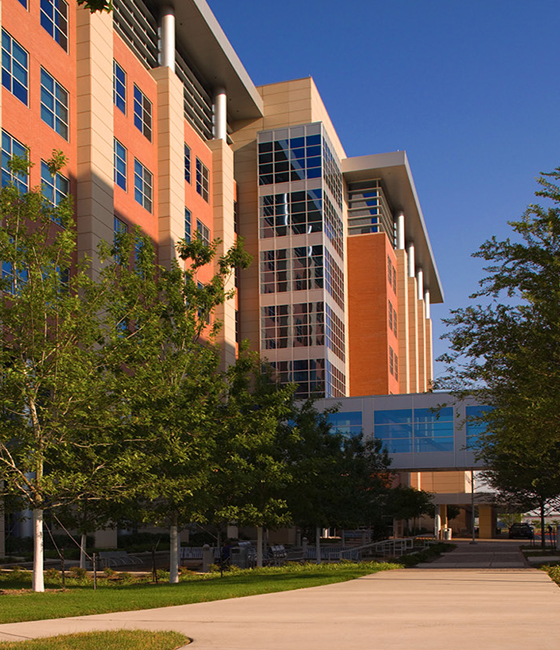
[508,523,534,539]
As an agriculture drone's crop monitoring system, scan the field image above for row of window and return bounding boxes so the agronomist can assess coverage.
[387,256,397,293]
[113,61,152,142]
[259,189,343,259]
[114,63,210,204]
[325,359,346,398]
[374,407,453,454]
[113,138,153,212]
[325,304,345,362]
[260,301,345,362]
[269,358,326,399]
[389,346,399,381]
[2,130,68,206]
[388,300,397,336]
[260,246,323,294]
[2,30,69,140]
[260,245,345,310]
[15,0,68,51]
[328,405,490,453]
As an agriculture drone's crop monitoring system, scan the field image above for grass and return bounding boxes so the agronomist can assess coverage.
[0,561,401,624]
[0,630,189,649]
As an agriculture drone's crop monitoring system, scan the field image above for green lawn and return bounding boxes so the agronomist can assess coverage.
[0,630,189,649]
[0,562,400,624]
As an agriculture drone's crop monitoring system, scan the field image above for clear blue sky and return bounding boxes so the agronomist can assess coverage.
[209,0,560,379]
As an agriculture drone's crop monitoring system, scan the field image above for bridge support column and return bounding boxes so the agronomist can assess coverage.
[436,504,448,540]
[478,505,496,539]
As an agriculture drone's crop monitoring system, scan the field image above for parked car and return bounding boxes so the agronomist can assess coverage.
[508,523,534,539]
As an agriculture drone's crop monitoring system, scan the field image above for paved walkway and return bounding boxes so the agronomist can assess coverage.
[1,541,560,649]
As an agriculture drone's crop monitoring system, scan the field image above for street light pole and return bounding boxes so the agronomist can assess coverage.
[470,469,477,545]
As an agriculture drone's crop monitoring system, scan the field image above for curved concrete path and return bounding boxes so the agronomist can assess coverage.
[1,541,560,649]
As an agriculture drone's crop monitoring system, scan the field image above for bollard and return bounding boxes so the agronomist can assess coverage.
[202,544,214,573]
[302,537,308,560]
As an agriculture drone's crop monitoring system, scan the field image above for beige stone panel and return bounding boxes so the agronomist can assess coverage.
[150,67,184,269]
[75,7,114,276]
[308,79,345,159]
[425,318,433,389]
[395,250,410,394]
[208,139,237,369]
[407,277,419,393]
[424,471,472,493]
[417,299,426,392]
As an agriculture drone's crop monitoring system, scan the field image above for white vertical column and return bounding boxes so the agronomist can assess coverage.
[424,289,431,319]
[417,268,424,300]
[407,242,415,278]
[396,211,405,250]
[213,86,227,140]
[160,5,175,71]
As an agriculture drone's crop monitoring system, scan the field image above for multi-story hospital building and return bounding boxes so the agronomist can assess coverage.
[2,0,487,545]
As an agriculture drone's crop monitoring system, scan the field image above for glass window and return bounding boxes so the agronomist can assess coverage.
[134,159,152,212]
[196,219,210,247]
[2,29,28,105]
[2,260,28,295]
[184,143,191,183]
[41,160,68,207]
[113,139,126,191]
[328,412,362,438]
[413,407,454,453]
[40,0,68,51]
[41,160,68,225]
[374,409,413,454]
[40,68,69,140]
[113,61,126,114]
[466,405,492,449]
[133,85,152,141]
[196,158,209,201]
[1,130,28,191]
[184,208,191,243]
[113,216,127,264]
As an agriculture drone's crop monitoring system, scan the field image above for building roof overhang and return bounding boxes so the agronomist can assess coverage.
[342,151,444,304]
[150,0,263,122]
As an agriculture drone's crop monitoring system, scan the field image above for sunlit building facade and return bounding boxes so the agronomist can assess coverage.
[0,0,447,550]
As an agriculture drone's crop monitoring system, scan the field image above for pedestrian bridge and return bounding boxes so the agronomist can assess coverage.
[316,392,487,472]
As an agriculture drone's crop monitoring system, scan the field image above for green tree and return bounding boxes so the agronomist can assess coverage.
[438,167,560,547]
[0,154,119,591]
[103,231,251,581]
[209,354,296,566]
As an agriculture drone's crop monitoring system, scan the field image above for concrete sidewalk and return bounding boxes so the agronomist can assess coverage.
[1,542,559,649]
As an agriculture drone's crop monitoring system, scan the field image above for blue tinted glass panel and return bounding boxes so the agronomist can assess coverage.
[374,409,412,425]
[466,405,492,449]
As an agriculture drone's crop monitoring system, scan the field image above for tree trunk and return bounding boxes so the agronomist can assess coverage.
[79,533,87,569]
[540,500,546,550]
[169,518,179,584]
[32,509,44,592]
[316,526,322,564]
[256,526,263,567]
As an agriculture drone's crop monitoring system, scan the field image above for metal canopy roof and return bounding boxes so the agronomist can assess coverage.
[150,0,263,122]
[342,151,444,304]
